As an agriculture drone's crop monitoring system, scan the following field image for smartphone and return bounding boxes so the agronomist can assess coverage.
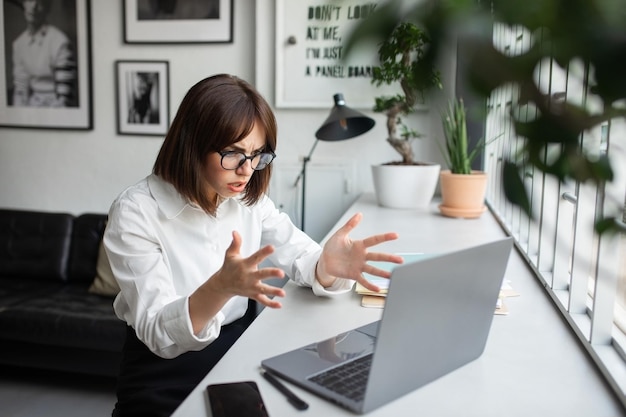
[206,381,269,417]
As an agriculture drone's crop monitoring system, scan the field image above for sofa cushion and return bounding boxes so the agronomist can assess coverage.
[88,240,120,296]
[68,213,108,282]
[0,209,73,282]
[0,285,126,352]
[0,278,63,310]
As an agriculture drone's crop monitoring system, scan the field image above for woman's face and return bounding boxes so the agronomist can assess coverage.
[203,122,266,202]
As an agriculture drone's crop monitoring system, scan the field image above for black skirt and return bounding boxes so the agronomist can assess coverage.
[112,300,257,417]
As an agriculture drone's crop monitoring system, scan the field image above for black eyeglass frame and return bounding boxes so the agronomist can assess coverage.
[217,150,276,171]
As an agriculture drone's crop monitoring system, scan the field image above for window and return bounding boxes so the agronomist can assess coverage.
[485,23,626,402]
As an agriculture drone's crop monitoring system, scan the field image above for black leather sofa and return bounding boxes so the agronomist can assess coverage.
[0,209,126,377]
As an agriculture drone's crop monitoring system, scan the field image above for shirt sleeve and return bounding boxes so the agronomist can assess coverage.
[105,196,223,359]
[49,27,77,106]
[258,196,355,295]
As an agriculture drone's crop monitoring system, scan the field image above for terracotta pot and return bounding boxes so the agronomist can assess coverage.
[439,170,487,218]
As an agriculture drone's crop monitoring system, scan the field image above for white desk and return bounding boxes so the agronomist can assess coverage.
[173,194,624,417]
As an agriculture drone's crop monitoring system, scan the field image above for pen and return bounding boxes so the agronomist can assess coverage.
[261,369,309,411]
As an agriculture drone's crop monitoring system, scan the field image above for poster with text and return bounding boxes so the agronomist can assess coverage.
[275,1,400,109]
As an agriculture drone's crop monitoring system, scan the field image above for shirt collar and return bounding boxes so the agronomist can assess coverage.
[147,174,193,219]
[147,174,252,219]
[28,24,49,45]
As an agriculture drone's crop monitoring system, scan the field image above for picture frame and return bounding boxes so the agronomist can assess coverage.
[0,0,92,129]
[275,0,398,109]
[123,0,233,44]
[115,60,169,136]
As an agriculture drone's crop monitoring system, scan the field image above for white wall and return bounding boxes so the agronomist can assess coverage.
[0,1,456,224]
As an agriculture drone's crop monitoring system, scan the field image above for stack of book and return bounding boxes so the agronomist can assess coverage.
[355,253,520,314]
[356,253,428,308]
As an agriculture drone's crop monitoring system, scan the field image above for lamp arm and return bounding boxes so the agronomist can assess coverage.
[293,139,320,231]
[293,139,320,187]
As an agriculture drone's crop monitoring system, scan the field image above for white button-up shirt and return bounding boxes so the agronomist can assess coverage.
[104,174,353,358]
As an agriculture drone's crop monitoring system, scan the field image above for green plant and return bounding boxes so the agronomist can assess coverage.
[439,98,485,175]
[371,21,442,165]
[343,0,624,234]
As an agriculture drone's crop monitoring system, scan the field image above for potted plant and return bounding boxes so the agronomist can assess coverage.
[369,21,443,209]
[437,97,489,218]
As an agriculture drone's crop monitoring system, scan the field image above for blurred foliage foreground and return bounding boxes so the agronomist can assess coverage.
[343,0,626,234]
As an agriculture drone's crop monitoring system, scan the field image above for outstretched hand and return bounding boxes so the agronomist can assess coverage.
[316,212,403,292]
[190,231,286,335]
[213,231,286,308]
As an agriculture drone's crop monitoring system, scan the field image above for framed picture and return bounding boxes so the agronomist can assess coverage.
[123,0,233,44]
[274,0,399,109]
[0,0,92,129]
[115,60,169,136]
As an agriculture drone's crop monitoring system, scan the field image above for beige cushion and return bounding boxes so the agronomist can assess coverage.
[88,240,120,296]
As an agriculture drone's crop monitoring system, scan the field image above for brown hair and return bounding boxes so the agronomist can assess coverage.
[153,74,277,215]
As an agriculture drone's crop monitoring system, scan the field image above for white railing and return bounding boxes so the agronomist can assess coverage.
[484,22,626,408]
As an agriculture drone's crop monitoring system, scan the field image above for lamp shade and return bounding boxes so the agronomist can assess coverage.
[315,93,375,141]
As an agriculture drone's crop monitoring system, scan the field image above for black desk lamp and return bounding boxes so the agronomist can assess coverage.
[294,93,375,231]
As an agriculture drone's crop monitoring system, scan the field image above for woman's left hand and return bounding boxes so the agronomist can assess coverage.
[316,212,403,292]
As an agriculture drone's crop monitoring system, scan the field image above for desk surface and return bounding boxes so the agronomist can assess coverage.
[173,194,624,417]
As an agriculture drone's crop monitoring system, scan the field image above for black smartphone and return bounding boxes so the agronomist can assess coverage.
[206,381,269,417]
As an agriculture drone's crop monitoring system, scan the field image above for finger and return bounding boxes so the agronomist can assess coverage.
[247,244,275,266]
[225,230,242,258]
[338,212,363,235]
[355,274,383,293]
[255,268,286,286]
[258,296,283,309]
[258,267,285,281]
[361,232,399,248]
[254,272,286,298]
[255,292,284,309]
[260,284,286,299]
[365,252,404,264]
[363,264,395,279]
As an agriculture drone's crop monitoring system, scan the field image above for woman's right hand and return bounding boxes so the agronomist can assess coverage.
[212,230,286,308]
[189,231,286,334]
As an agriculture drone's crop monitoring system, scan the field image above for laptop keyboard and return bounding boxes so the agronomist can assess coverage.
[308,353,373,402]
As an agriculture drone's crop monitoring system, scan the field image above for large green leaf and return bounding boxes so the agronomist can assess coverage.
[503,160,532,217]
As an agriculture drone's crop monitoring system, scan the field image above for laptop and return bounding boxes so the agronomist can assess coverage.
[261,237,514,414]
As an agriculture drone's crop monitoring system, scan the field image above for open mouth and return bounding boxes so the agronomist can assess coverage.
[227,182,246,193]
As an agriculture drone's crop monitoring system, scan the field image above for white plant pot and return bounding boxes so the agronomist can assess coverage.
[371,164,441,209]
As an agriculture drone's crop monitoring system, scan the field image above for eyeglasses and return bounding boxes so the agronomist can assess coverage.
[218,150,276,171]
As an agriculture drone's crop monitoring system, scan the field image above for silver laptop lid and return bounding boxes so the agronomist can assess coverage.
[362,237,513,413]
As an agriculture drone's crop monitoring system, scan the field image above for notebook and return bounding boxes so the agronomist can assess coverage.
[354,252,432,296]
[261,237,514,414]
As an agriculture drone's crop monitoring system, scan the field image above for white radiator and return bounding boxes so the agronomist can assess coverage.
[269,158,358,242]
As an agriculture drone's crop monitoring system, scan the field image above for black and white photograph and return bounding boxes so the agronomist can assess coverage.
[0,0,92,129]
[123,0,233,43]
[115,60,169,136]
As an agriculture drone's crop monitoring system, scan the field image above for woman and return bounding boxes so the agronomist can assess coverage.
[105,74,402,416]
